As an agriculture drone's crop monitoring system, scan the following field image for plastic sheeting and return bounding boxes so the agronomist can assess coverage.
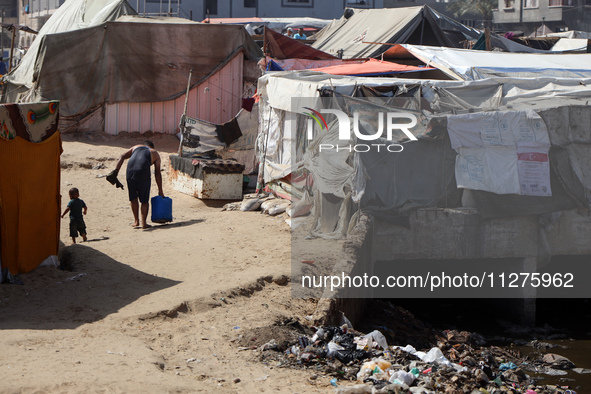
[309,58,434,76]
[550,38,589,53]
[545,30,591,39]
[257,72,591,235]
[263,57,360,72]
[264,27,336,60]
[4,0,262,121]
[400,44,591,80]
[18,22,262,117]
[5,0,136,89]
[448,110,551,196]
[206,17,332,36]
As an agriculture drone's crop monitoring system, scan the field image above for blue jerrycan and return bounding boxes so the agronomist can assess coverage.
[151,196,173,223]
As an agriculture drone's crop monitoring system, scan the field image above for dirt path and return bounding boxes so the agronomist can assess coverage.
[0,132,331,393]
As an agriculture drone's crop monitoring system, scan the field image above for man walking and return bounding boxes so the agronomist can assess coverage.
[109,140,165,229]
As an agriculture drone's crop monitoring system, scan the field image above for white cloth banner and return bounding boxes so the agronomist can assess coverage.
[447,110,551,196]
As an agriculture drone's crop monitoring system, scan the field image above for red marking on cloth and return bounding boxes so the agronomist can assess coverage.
[517,152,548,162]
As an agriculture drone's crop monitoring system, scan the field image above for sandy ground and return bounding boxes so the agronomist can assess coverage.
[0,132,333,393]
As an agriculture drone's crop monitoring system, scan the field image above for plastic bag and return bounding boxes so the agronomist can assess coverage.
[311,328,325,343]
[326,341,345,358]
[362,330,388,350]
[422,347,452,366]
[389,370,416,386]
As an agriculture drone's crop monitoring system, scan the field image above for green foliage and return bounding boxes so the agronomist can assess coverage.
[446,0,497,24]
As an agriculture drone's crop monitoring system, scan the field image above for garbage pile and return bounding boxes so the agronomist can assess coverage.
[248,324,582,394]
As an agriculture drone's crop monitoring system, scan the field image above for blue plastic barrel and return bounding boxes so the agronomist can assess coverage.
[151,196,173,223]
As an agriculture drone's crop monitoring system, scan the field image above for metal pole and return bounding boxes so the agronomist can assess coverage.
[168,0,170,16]
[9,26,15,72]
[1,10,4,57]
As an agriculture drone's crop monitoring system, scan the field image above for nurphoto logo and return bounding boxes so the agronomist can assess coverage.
[304,107,418,153]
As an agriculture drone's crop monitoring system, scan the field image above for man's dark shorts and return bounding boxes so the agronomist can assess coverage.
[69,218,86,238]
[127,177,151,203]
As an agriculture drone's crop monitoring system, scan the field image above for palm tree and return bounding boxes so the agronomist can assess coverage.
[447,0,497,28]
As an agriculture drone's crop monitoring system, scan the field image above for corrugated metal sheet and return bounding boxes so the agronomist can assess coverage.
[105,54,244,135]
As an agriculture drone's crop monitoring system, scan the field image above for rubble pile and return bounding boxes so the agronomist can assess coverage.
[240,323,583,394]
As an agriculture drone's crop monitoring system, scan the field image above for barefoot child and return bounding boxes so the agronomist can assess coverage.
[61,187,88,244]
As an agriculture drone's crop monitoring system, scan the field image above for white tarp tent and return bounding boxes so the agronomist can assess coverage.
[257,71,591,237]
[545,30,591,39]
[5,0,136,92]
[2,0,263,133]
[397,44,591,80]
[550,38,589,53]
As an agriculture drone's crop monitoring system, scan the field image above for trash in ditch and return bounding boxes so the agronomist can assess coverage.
[243,321,577,393]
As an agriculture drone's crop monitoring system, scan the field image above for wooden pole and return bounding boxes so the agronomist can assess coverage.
[177,67,193,157]
[263,26,267,56]
[485,28,492,51]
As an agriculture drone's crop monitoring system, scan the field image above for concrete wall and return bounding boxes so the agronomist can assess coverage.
[494,0,591,33]
[313,214,374,327]
[495,0,566,24]
[320,208,591,326]
[375,208,591,261]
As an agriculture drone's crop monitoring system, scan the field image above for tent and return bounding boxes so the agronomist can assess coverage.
[0,101,61,277]
[529,24,553,37]
[311,6,544,59]
[264,27,336,60]
[5,0,136,93]
[3,0,263,134]
[550,38,590,53]
[311,6,455,59]
[389,44,591,80]
[545,30,591,39]
[256,71,591,237]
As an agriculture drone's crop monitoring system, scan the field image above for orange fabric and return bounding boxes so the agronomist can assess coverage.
[308,58,433,76]
[0,132,62,274]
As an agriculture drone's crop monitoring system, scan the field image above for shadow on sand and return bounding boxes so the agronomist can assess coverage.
[141,218,205,232]
[0,243,180,330]
[84,236,110,242]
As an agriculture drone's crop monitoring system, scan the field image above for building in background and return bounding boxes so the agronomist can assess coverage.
[0,0,18,63]
[17,0,63,49]
[139,0,384,21]
[15,0,385,46]
[493,0,591,34]
[384,0,483,27]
